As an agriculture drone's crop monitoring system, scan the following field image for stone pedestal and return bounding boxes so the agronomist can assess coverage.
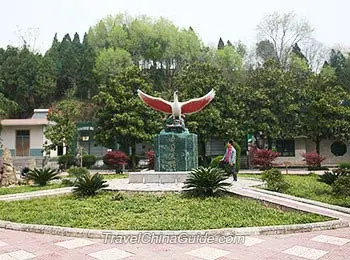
[154,131,198,172]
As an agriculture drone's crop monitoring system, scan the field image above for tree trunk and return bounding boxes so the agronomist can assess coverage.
[315,137,321,155]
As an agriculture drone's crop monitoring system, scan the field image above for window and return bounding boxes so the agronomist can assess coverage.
[16,130,30,156]
[331,141,347,156]
[276,139,295,157]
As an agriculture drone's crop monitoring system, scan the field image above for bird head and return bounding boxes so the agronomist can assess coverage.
[173,90,179,102]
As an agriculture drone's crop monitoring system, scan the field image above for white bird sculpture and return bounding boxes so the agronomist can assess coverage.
[137,89,215,118]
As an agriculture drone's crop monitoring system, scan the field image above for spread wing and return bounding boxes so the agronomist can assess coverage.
[137,89,172,114]
[180,89,215,115]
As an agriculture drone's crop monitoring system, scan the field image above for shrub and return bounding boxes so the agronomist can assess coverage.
[183,167,231,197]
[319,168,350,185]
[332,175,350,196]
[339,162,350,170]
[262,168,289,192]
[82,155,96,168]
[210,155,223,168]
[302,151,325,170]
[26,168,60,186]
[145,150,155,170]
[61,178,75,186]
[67,167,89,178]
[103,151,129,173]
[58,154,76,169]
[210,155,231,176]
[209,140,241,174]
[73,172,108,197]
[250,148,280,170]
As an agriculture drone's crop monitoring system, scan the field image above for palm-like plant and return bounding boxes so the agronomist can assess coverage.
[183,167,230,197]
[26,168,60,186]
[73,172,108,197]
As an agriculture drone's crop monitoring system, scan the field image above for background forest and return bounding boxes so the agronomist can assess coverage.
[1,12,350,160]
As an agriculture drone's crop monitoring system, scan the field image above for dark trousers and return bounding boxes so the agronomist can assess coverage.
[231,164,237,181]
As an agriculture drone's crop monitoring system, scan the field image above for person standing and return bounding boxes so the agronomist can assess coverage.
[222,140,237,182]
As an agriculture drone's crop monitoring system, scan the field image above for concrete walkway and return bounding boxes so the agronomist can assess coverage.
[0,177,350,259]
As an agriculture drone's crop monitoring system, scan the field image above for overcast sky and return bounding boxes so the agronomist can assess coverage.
[1,0,349,53]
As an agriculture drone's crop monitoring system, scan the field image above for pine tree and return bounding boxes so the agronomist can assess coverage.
[218,37,225,50]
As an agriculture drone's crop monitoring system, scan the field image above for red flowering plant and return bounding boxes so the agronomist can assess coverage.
[103,150,129,173]
[302,151,326,170]
[145,150,155,170]
[250,148,280,170]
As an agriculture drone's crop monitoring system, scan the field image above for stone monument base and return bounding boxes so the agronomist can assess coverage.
[128,171,189,183]
[154,131,198,171]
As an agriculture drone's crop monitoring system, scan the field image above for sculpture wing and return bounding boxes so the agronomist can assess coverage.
[137,89,172,114]
[181,89,215,115]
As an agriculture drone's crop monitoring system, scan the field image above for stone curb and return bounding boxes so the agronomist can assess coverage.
[249,187,350,215]
[0,219,347,239]
[0,187,73,201]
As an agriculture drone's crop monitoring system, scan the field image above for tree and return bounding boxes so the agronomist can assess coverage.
[298,66,350,154]
[75,33,97,100]
[0,46,45,118]
[94,48,133,85]
[93,66,162,170]
[87,13,203,91]
[44,99,84,154]
[173,62,245,159]
[257,11,313,68]
[256,40,277,63]
[244,59,300,143]
[217,37,225,50]
[329,49,350,90]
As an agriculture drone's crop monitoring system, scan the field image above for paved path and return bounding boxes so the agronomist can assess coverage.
[1,177,350,259]
[0,226,349,259]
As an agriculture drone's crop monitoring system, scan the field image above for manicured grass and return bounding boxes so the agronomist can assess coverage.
[238,173,262,179]
[283,174,350,208]
[0,192,330,230]
[0,183,67,195]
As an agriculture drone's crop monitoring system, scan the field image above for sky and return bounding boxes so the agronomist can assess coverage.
[0,0,349,53]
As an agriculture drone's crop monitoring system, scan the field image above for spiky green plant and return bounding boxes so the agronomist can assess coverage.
[26,168,60,186]
[183,167,230,197]
[73,172,108,197]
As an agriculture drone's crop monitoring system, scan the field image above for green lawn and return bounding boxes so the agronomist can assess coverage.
[238,173,262,179]
[0,183,68,195]
[0,192,330,230]
[282,174,350,208]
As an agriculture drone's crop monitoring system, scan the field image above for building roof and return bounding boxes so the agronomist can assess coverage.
[1,118,48,126]
[0,108,50,126]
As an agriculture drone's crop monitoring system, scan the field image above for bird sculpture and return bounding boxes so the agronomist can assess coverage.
[137,89,215,119]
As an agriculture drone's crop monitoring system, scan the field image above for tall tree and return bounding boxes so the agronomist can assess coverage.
[256,40,277,64]
[257,11,313,68]
[93,66,162,169]
[75,33,97,100]
[329,49,350,90]
[218,37,225,50]
[244,59,300,144]
[173,62,245,159]
[94,48,133,85]
[299,66,350,154]
[44,99,84,153]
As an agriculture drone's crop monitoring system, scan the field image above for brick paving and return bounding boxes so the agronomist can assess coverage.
[0,227,349,259]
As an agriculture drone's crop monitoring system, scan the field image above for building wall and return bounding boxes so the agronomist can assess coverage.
[273,138,350,166]
[1,125,44,156]
[306,139,350,165]
[274,138,307,165]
